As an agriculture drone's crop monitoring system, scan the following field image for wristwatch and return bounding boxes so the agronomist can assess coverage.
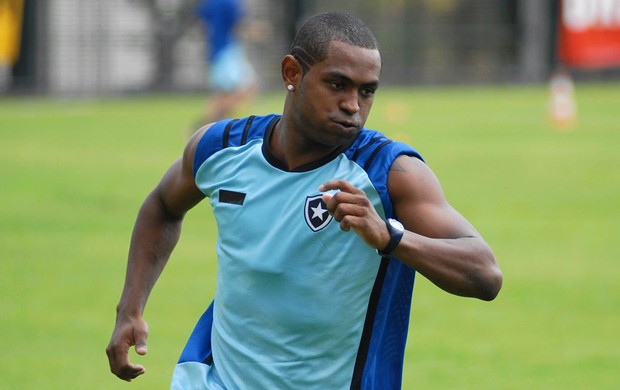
[377,218,404,257]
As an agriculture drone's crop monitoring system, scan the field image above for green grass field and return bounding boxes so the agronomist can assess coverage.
[1,84,618,389]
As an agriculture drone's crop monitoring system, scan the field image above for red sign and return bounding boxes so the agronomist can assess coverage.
[558,0,620,68]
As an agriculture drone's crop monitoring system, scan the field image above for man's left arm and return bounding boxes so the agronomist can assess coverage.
[386,155,502,300]
[321,155,502,301]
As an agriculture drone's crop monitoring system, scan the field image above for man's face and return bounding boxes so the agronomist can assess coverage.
[292,40,381,147]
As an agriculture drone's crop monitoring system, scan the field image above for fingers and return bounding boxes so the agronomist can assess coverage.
[320,180,364,217]
[106,319,149,381]
[320,180,387,248]
[319,179,362,194]
[135,333,148,356]
[320,180,375,227]
[327,198,368,225]
[106,340,146,381]
[116,361,146,382]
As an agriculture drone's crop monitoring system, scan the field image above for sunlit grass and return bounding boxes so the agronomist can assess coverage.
[1,83,618,388]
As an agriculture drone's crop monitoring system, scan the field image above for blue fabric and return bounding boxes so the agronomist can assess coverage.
[178,303,214,364]
[207,42,254,91]
[196,0,244,61]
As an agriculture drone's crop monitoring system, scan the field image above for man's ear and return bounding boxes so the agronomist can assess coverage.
[281,54,303,89]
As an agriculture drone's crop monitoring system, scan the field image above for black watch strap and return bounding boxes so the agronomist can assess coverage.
[377,218,404,257]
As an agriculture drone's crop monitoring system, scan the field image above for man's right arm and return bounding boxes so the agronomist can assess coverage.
[106,128,208,381]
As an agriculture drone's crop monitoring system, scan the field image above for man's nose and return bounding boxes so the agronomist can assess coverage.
[339,90,360,114]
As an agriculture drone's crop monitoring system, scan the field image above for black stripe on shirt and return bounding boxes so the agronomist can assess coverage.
[222,119,239,148]
[350,258,390,390]
[240,115,255,146]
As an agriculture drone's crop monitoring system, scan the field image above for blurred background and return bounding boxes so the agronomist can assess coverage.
[2,0,620,96]
[1,1,619,389]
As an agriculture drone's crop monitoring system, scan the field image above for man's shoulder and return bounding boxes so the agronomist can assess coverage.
[193,114,280,176]
[202,114,279,145]
[347,128,424,168]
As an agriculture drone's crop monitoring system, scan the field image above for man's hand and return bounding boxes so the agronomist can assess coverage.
[320,180,389,250]
[106,315,149,381]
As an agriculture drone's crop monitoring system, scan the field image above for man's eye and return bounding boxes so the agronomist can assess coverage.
[361,88,376,97]
[330,82,344,90]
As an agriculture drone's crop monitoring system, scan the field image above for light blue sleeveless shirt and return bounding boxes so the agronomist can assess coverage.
[172,115,423,389]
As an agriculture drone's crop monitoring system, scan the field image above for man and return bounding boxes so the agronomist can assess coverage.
[106,12,502,389]
[195,0,257,125]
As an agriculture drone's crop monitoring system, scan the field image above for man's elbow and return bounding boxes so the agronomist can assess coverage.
[478,266,503,301]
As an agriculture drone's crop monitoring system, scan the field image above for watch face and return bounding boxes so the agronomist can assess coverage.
[388,218,404,232]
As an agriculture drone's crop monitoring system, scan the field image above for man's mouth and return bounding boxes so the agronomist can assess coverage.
[333,120,359,130]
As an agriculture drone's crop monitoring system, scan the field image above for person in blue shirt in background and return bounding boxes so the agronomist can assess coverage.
[195,0,258,126]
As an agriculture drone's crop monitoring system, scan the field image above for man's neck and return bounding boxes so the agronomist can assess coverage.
[270,117,342,171]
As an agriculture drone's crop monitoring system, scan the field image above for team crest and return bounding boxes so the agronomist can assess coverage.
[304,194,333,232]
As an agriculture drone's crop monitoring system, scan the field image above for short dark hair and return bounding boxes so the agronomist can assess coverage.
[290,12,380,72]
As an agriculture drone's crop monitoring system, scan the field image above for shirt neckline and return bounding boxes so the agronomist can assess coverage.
[261,117,350,172]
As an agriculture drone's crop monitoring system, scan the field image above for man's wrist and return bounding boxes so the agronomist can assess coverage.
[377,218,404,257]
